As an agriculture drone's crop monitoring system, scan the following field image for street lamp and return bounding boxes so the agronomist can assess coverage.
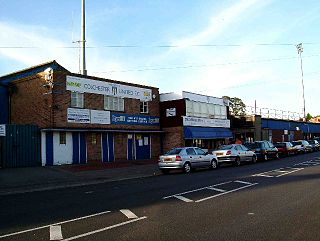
[296,43,306,121]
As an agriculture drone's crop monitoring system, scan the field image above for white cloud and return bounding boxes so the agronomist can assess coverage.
[0,22,78,71]
[171,0,266,48]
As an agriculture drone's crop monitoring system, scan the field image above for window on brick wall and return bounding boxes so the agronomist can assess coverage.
[185,100,227,119]
[104,95,124,111]
[91,133,97,145]
[140,101,149,114]
[59,132,66,145]
[71,92,84,108]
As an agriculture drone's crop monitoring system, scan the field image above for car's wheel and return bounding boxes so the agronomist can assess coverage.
[234,157,241,166]
[161,169,170,174]
[252,155,257,164]
[210,159,218,169]
[183,162,191,173]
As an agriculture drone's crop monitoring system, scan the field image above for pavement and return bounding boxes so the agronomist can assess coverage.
[0,160,161,195]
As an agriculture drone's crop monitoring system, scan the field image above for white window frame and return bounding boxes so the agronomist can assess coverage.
[140,101,149,114]
[71,92,84,108]
[185,100,227,119]
[104,95,124,112]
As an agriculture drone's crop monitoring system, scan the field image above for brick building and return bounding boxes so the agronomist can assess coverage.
[160,91,233,153]
[231,115,320,143]
[0,61,162,165]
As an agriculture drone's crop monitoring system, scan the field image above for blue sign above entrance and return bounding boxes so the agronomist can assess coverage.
[111,113,160,126]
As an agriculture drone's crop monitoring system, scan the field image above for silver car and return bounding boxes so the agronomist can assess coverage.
[212,144,257,166]
[158,147,218,174]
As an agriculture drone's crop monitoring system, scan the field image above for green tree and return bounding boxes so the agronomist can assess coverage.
[306,113,313,121]
[223,96,246,116]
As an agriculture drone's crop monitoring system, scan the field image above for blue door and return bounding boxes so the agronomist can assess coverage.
[135,134,151,160]
[127,134,134,160]
[79,133,87,164]
[102,133,114,162]
[72,132,80,164]
[46,132,54,166]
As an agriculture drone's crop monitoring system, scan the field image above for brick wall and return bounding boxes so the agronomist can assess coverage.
[10,73,53,128]
[294,130,303,140]
[10,70,162,163]
[53,73,161,131]
[86,132,102,162]
[151,133,161,158]
[162,126,185,153]
[114,133,128,161]
[271,130,285,142]
[272,129,304,142]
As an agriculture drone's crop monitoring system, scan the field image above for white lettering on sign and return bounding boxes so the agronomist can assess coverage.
[183,116,230,128]
[66,76,152,101]
[0,125,6,136]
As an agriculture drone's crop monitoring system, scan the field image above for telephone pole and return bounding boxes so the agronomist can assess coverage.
[81,0,87,75]
[296,43,305,121]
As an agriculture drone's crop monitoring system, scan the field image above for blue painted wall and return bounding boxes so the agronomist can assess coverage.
[0,85,9,124]
[262,118,320,133]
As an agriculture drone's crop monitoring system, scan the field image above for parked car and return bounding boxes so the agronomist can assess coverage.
[274,142,296,156]
[291,140,313,153]
[212,144,257,166]
[307,140,320,151]
[314,137,320,142]
[158,147,218,174]
[244,141,279,161]
[291,141,305,154]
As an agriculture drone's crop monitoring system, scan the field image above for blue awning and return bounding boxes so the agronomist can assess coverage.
[184,127,233,139]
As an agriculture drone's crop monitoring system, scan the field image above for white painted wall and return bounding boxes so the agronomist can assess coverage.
[182,91,225,105]
[160,92,183,102]
[53,132,73,165]
[41,132,46,166]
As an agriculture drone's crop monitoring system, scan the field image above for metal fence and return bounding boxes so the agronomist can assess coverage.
[245,106,303,121]
[0,125,41,168]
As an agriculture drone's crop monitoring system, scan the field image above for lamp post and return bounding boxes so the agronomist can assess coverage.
[296,43,306,121]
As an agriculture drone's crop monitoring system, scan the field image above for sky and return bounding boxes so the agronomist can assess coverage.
[1,0,320,117]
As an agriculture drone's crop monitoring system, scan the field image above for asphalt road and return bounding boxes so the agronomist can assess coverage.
[1,152,320,241]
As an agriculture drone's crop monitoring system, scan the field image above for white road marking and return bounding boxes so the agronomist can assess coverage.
[163,180,258,203]
[195,183,258,203]
[0,210,111,239]
[310,161,320,165]
[207,187,226,192]
[162,180,233,199]
[61,216,147,241]
[120,209,138,219]
[50,225,63,241]
[294,160,320,166]
[253,174,274,178]
[85,191,93,194]
[174,195,194,203]
[252,167,304,178]
[275,168,304,177]
[234,180,253,185]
